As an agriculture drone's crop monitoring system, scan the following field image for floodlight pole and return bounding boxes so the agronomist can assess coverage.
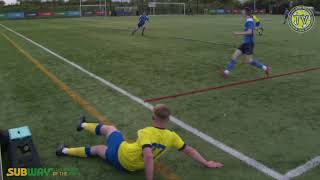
[105,0,107,16]
[79,0,82,17]
[196,0,198,14]
[253,0,256,13]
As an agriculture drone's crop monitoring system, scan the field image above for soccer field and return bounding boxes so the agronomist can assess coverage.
[0,15,319,180]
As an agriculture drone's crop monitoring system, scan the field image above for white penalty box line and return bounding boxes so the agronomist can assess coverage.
[1,23,285,180]
[284,156,320,179]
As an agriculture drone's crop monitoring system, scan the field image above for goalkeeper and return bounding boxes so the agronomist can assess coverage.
[56,104,223,180]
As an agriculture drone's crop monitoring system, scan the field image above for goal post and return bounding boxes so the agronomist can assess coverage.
[148,2,186,15]
[80,0,107,17]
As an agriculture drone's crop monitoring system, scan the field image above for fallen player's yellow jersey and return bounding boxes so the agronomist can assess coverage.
[253,15,260,23]
[118,127,185,171]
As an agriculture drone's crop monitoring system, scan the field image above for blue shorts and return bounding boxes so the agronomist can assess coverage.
[138,22,145,28]
[256,22,261,27]
[105,131,125,171]
[238,43,254,55]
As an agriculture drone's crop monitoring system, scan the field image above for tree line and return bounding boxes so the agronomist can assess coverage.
[0,0,319,13]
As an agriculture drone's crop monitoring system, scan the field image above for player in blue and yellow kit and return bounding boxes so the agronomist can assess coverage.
[56,104,223,180]
[132,12,150,36]
[253,15,264,36]
[221,7,271,78]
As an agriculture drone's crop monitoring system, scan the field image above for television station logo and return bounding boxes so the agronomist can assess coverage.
[288,6,315,33]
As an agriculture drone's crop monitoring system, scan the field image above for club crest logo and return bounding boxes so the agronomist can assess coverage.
[288,6,315,33]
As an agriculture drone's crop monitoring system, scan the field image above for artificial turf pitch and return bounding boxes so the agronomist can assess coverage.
[0,15,319,180]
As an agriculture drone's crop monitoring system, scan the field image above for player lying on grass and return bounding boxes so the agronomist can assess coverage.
[56,104,223,180]
[253,15,264,36]
[132,12,149,36]
[221,7,271,78]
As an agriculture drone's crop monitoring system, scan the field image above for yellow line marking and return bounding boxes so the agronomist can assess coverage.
[1,33,179,180]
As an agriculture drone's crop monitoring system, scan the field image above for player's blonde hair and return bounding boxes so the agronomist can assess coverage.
[153,104,171,121]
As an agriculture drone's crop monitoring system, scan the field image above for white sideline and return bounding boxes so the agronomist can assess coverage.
[0,147,3,180]
[284,156,320,179]
[0,23,285,180]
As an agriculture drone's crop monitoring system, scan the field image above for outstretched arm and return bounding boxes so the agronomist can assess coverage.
[182,145,223,168]
[234,29,253,36]
[143,147,154,180]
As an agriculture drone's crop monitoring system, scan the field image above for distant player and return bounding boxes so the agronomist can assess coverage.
[56,104,223,180]
[221,7,271,78]
[283,8,290,24]
[253,15,264,36]
[132,12,149,36]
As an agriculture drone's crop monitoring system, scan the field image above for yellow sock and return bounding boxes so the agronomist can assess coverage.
[82,123,102,135]
[64,147,91,158]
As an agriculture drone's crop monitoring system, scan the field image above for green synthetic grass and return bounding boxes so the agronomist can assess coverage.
[0,15,319,180]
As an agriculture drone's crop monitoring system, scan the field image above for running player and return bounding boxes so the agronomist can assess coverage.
[283,8,290,24]
[56,104,223,180]
[253,14,264,36]
[132,12,149,36]
[221,7,271,78]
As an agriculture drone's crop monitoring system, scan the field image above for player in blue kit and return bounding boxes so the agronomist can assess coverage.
[221,7,271,78]
[283,8,290,24]
[132,12,150,36]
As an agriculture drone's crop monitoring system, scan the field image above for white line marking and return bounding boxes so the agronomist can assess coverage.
[1,23,285,180]
[284,156,320,179]
[0,146,3,180]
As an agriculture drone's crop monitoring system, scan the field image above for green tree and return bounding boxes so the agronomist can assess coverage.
[304,0,320,10]
[0,0,5,7]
